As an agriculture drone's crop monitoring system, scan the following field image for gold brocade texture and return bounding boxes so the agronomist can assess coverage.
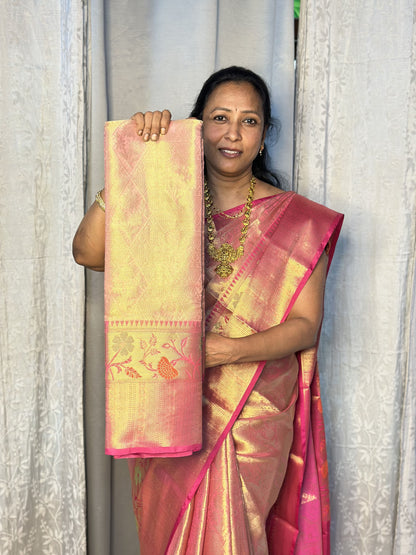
[129,192,343,553]
[104,119,205,457]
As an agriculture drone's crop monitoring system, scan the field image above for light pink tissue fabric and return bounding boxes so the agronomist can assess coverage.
[104,118,204,458]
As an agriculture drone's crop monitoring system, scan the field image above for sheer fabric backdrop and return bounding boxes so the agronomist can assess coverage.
[295,0,416,553]
[0,1,87,553]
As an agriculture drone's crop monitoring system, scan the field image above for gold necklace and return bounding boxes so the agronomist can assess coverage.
[217,206,245,219]
[204,177,256,278]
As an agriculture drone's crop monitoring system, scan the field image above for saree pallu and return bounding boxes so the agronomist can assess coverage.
[104,119,204,458]
[129,192,343,553]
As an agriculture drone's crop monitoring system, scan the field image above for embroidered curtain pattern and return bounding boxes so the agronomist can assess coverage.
[295,1,416,552]
[0,1,87,553]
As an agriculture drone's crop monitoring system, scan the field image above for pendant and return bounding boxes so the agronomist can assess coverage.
[215,260,234,278]
[209,242,242,278]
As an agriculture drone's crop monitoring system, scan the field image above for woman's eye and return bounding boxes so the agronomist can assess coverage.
[213,115,226,121]
[244,118,257,125]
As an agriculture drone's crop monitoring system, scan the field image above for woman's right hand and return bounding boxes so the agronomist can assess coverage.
[131,109,172,141]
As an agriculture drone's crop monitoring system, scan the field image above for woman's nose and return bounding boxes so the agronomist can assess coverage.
[224,121,242,141]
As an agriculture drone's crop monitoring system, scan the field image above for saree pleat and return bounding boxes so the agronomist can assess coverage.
[169,434,253,554]
[128,192,343,554]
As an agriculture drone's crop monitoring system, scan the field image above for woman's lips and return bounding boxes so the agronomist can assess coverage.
[219,148,242,158]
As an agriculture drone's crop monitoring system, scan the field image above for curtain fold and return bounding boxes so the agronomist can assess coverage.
[393,6,416,551]
[84,1,113,553]
[393,265,416,554]
[295,0,416,552]
[0,1,87,553]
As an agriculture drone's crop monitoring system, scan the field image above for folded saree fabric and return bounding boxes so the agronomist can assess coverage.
[128,192,343,554]
[104,119,204,458]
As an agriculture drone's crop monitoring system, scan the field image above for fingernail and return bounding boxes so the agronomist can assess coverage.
[138,129,143,135]
[151,133,158,141]
[143,133,149,141]
[160,127,166,135]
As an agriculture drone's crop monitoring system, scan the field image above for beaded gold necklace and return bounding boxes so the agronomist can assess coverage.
[204,176,256,278]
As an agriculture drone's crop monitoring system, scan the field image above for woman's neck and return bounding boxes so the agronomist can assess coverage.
[206,171,254,212]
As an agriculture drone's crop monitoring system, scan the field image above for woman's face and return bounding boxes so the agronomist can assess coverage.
[201,81,265,180]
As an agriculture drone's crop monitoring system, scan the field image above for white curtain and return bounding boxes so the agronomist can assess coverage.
[295,1,416,553]
[86,1,294,553]
[0,1,87,554]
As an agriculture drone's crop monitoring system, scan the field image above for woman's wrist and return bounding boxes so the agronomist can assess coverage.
[231,334,260,364]
[225,336,240,365]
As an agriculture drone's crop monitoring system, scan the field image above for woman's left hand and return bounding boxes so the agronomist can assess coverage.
[205,332,236,368]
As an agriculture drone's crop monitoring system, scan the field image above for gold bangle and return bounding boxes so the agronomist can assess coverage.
[95,190,105,211]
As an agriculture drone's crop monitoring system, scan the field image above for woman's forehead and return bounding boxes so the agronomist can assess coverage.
[204,81,263,114]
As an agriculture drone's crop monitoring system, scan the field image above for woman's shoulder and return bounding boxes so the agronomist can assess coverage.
[256,189,343,227]
[289,191,343,219]
[253,184,343,223]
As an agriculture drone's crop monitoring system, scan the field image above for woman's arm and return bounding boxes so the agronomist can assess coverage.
[72,190,105,271]
[205,253,328,367]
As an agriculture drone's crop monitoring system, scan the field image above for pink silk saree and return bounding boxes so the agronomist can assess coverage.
[129,191,343,554]
[104,119,204,458]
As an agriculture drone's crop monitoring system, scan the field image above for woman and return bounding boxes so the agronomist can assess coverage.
[73,66,343,554]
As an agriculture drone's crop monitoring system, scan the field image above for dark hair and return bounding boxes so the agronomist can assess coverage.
[190,66,282,188]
